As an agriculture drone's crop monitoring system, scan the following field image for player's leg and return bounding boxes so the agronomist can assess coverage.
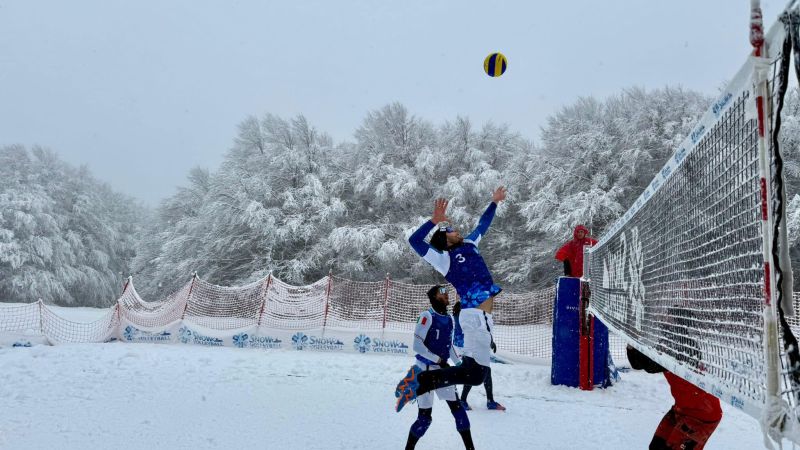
[459,384,473,410]
[484,368,506,410]
[416,356,488,396]
[447,400,475,450]
[649,408,677,449]
[436,382,474,450]
[405,407,432,450]
[652,411,720,450]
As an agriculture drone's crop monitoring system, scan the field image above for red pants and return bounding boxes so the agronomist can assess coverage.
[649,408,721,450]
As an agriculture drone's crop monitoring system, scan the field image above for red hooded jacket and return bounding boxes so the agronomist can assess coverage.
[554,225,597,278]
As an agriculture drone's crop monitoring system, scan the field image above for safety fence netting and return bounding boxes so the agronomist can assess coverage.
[586,5,800,444]
[0,272,632,363]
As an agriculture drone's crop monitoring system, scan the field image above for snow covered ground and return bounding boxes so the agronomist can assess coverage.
[0,343,771,450]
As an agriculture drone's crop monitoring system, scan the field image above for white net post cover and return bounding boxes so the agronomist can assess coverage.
[183,276,267,330]
[586,22,789,421]
[324,275,386,330]
[259,275,327,330]
[118,279,190,329]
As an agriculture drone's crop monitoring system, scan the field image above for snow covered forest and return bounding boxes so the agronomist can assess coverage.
[5,86,800,306]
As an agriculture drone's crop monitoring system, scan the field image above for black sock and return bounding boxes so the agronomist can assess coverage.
[405,431,420,450]
[484,368,494,403]
[459,429,476,450]
[461,384,472,402]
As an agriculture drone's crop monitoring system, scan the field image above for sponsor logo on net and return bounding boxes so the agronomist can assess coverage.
[232,332,282,349]
[292,332,344,351]
[178,326,223,347]
[690,125,706,144]
[712,92,733,117]
[353,334,409,354]
[601,226,645,332]
[123,325,172,343]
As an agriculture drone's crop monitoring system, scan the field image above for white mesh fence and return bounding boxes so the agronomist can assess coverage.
[118,279,189,329]
[2,274,624,360]
[259,276,327,330]
[184,277,267,330]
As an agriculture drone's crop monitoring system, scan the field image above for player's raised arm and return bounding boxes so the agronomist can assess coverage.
[466,186,506,244]
[409,198,449,256]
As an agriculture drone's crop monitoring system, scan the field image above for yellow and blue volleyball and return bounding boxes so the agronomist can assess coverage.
[483,52,507,77]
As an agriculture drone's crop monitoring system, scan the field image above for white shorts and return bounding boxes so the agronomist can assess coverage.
[459,308,494,367]
[414,360,458,408]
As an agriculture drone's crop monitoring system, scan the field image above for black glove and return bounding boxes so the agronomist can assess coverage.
[563,260,572,277]
[439,359,450,368]
[490,341,497,353]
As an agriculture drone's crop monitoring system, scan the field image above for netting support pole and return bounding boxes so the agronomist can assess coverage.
[751,1,783,439]
[182,272,197,320]
[257,273,272,327]
[323,269,332,329]
[37,299,44,335]
[121,276,131,295]
[382,274,390,329]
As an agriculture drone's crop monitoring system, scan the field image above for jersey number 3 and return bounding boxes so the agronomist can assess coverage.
[455,254,465,263]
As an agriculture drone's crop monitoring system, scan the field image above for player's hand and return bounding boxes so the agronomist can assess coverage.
[432,198,449,224]
[492,186,507,204]
[490,341,497,353]
[439,359,450,368]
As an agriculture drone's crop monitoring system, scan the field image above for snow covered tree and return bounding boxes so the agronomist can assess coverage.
[0,145,143,306]
[510,87,710,287]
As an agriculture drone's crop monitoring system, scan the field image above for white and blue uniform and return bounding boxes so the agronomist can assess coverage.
[413,307,461,408]
[409,202,500,367]
[409,202,502,309]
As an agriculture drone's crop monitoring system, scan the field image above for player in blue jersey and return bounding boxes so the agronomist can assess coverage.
[453,302,505,411]
[405,285,475,450]
[395,187,506,412]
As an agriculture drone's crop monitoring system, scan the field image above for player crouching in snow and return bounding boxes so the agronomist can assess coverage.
[626,345,722,450]
[395,187,506,413]
[405,285,474,450]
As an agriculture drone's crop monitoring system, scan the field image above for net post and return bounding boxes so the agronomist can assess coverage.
[256,273,272,327]
[382,273,390,329]
[182,272,197,320]
[751,0,784,436]
[323,269,332,329]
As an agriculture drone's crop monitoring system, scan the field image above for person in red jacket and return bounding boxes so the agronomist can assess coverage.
[554,225,597,277]
[626,345,722,449]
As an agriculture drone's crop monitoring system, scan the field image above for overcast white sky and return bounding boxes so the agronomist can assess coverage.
[0,0,785,205]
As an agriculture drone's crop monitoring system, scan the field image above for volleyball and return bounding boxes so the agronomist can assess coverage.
[483,52,507,77]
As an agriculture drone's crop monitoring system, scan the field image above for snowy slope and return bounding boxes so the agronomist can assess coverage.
[0,343,769,450]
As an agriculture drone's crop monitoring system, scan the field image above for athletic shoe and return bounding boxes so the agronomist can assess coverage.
[487,401,506,411]
[394,365,421,412]
[460,400,471,411]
